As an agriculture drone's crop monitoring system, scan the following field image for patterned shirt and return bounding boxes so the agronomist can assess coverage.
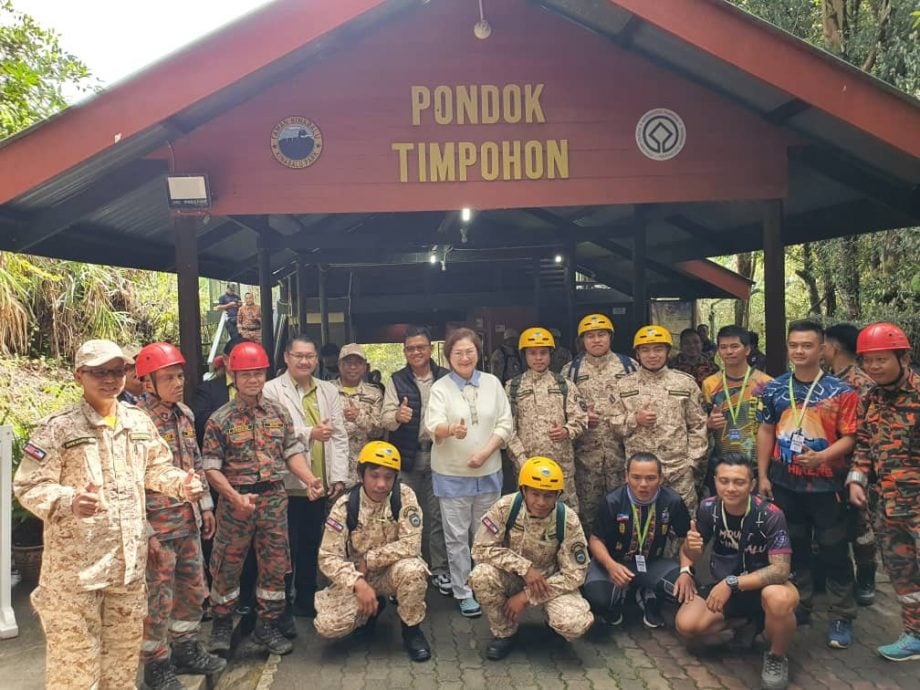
[701,368,773,466]
[201,395,305,486]
[758,372,858,492]
[670,353,719,386]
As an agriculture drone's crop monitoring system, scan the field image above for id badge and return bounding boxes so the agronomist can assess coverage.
[790,430,805,454]
[635,555,647,573]
[727,427,742,442]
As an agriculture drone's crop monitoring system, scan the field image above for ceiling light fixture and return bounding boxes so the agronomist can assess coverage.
[554,254,564,264]
[461,207,472,222]
[474,0,491,39]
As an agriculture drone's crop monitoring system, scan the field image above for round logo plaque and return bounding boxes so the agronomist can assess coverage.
[271,117,324,169]
[635,108,686,161]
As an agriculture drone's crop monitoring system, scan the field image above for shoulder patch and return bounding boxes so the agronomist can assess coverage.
[23,441,49,461]
[482,516,500,535]
[403,506,422,528]
[325,516,345,532]
[62,436,97,449]
[571,541,588,565]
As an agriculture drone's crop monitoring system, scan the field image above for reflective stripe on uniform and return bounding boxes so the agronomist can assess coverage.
[210,587,240,605]
[898,591,920,604]
[201,457,223,470]
[169,620,201,633]
[141,640,164,652]
[256,587,286,601]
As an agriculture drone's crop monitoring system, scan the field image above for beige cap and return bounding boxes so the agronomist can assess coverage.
[75,339,133,370]
[121,345,141,364]
[339,343,367,361]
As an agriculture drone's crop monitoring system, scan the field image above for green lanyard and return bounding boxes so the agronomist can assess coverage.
[721,367,752,426]
[787,371,823,429]
[630,502,656,553]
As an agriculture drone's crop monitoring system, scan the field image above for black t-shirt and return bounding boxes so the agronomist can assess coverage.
[219,292,240,319]
[696,495,792,580]
[593,485,691,563]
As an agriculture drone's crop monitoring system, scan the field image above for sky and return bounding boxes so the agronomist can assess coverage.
[14,0,275,89]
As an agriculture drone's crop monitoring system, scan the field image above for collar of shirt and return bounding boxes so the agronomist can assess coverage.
[81,398,126,430]
[287,371,317,398]
[448,369,481,389]
[230,393,269,412]
[142,394,178,421]
[585,351,612,366]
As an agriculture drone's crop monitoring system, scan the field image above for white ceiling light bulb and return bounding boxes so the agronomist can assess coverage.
[461,207,472,222]
[429,253,438,264]
[474,0,491,39]
[554,254,564,264]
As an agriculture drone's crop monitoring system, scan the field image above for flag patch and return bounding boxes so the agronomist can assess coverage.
[23,442,48,461]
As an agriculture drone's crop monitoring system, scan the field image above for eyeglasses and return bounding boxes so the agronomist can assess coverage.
[452,349,478,359]
[404,345,431,354]
[287,353,317,362]
[82,367,127,380]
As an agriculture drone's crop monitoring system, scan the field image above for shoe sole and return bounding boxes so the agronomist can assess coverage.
[878,651,920,662]
[460,609,482,618]
[643,616,664,629]
[827,640,851,649]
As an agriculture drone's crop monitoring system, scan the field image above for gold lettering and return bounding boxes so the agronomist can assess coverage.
[411,86,430,126]
[481,85,500,125]
[456,86,478,125]
[547,139,569,179]
[417,142,428,183]
[525,83,545,123]
[458,141,477,181]
[391,142,414,183]
[429,142,456,182]
[524,140,544,179]
[502,140,521,180]
[433,86,453,126]
[502,85,522,124]
[481,142,499,180]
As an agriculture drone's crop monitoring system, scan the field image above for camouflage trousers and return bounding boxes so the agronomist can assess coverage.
[574,442,626,532]
[210,486,290,620]
[314,557,428,638]
[32,581,146,690]
[874,508,920,635]
[851,494,878,568]
[469,563,593,640]
[661,464,698,515]
[141,531,209,662]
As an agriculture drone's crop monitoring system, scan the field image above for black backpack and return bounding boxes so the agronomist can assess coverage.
[567,352,635,382]
[345,479,402,532]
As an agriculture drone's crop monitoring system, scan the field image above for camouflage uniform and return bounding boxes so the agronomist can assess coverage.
[334,379,384,485]
[469,493,593,640]
[202,396,305,621]
[14,400,193,690]
[561,352,635,530]
[136,395,213,663]
[314,483,428,637]
[669,352,720,387]
[610,366,709,513]
[850,370,920,635]
[505,370,588,511]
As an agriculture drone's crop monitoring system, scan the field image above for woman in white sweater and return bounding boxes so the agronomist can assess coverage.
[426,328,513,617]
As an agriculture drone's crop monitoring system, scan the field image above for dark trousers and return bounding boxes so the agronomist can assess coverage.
[285,495,325,608]
[772,484,857,620]
[582,558,680,615]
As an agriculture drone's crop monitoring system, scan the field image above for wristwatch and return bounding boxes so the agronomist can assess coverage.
[725,575,740,593]
[679,565,695,577]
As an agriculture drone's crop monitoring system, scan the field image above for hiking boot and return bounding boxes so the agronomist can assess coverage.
[431,573,452,596]
[827,619,853,649]
[401,622,432,662]
[253,618,294,655]
[209,615,234,654]
[486,635,516,661]
[855,564,876,606]
[277,610,298,639]
[171,640,227,675]
[877,632,920,662]
[760,652,789,690]
[636,590,664,629]
[142,659,183,690]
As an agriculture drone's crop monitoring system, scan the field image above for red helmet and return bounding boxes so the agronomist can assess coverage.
[228,341,270,372]
[135,342,186,378]
[856,323,911,355]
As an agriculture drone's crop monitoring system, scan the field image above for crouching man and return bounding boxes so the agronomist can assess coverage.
[675,454,799,690]
[583,452,692,629]
[470,457,593,660]
[314,441,432,662]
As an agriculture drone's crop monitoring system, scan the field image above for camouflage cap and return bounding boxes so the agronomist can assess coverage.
[75,339,133,371]
[121,345,141,365]
[339,343,367,361]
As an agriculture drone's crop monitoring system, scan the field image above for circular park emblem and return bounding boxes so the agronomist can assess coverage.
[635,108,686,161]
[271,117,324,169]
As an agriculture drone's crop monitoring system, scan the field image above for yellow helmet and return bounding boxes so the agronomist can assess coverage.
[357,441,401,472]
[518,456,564,492]
[577,313,614,336]
[633,325,673,348]
[518,327,555,350]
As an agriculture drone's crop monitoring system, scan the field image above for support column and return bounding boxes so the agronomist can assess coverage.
[296,255,308,333]
[563,245,575,339]
[257,232,275,367]
[174,214,202,404]
[632,207,648,328]
[532,257,542,322]
[318,265,330,345]
[763,200,786,376]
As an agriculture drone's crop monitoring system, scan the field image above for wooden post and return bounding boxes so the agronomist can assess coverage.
[296,255,308,334]
[564,245,575,338]
[633,207,648,327]
[532,257,542,322]
[174,214,202,404]
[257,232,275,367]
[318,265,330,345]
[763,200,786,375]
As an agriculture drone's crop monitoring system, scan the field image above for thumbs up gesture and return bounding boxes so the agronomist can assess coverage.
[72,481,105,517]
[396,396,413,424]
[233,492,258,517]
[685,518,704,557]
[451,418,468,440]
[548,422,568,442]
[311,418,334,442]
[635,401,657,427]
[344,397,360,423]
[181,469,204,502]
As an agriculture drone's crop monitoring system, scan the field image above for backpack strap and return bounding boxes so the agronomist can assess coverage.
[390,478,402,521]
[552,371,569,423]
[555,501,566,543]
[504,492,525,544]
[508,374,523,418]
[567,353,584,382]
[617,353,636,375]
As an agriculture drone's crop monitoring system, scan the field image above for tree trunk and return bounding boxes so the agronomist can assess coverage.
[734,251,755,328]
[822,0,849,56]
[796,243,824,316]
[837,234,861,319]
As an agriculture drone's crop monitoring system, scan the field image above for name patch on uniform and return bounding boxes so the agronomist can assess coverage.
[620,390,639,398]
[23,441,49,460]
[668,390,690,398]
[572,542,588,565]
[482,516,499,535]
[62,437,96,449]
[129,432,152,441]
[262,420,284,430]
[325,517,344,532]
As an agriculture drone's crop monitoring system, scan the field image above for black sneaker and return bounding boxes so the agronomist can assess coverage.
[209,615,234,654]
[171,640,227,675]
[486,635,516,661]
[142,659,183,690]
[637,591,665,629]
[794,607,811,627]
[401,623,432,662]
[855,565,876,606]
[253,618,294,655]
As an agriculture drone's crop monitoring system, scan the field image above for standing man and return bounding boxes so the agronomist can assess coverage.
[549,328,572,373]
[505,327,587,510]
[318,343,341,381]
[824,323,878,605]
[470,457,593,660]
[333,343,384,485]
[381,325,451,595]
[134,342,226,689]
[489,328,522,384]
[611,326,709,513]
[263,335,349,621]
[119,345,144,404]
[203,341,325,656]
[561,314,636,530]
[701,325,773,488]
[237,292,262,344]
[215,283,241,340]
[848,323,920,661]
[757,320,859,649]
[671,328,720,386]
[14,339,204,690]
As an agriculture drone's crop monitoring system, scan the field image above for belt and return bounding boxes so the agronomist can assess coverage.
[417,441,432,452]
[234,480,284,495]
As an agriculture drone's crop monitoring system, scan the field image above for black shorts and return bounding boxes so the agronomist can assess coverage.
[699,584,763,621]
